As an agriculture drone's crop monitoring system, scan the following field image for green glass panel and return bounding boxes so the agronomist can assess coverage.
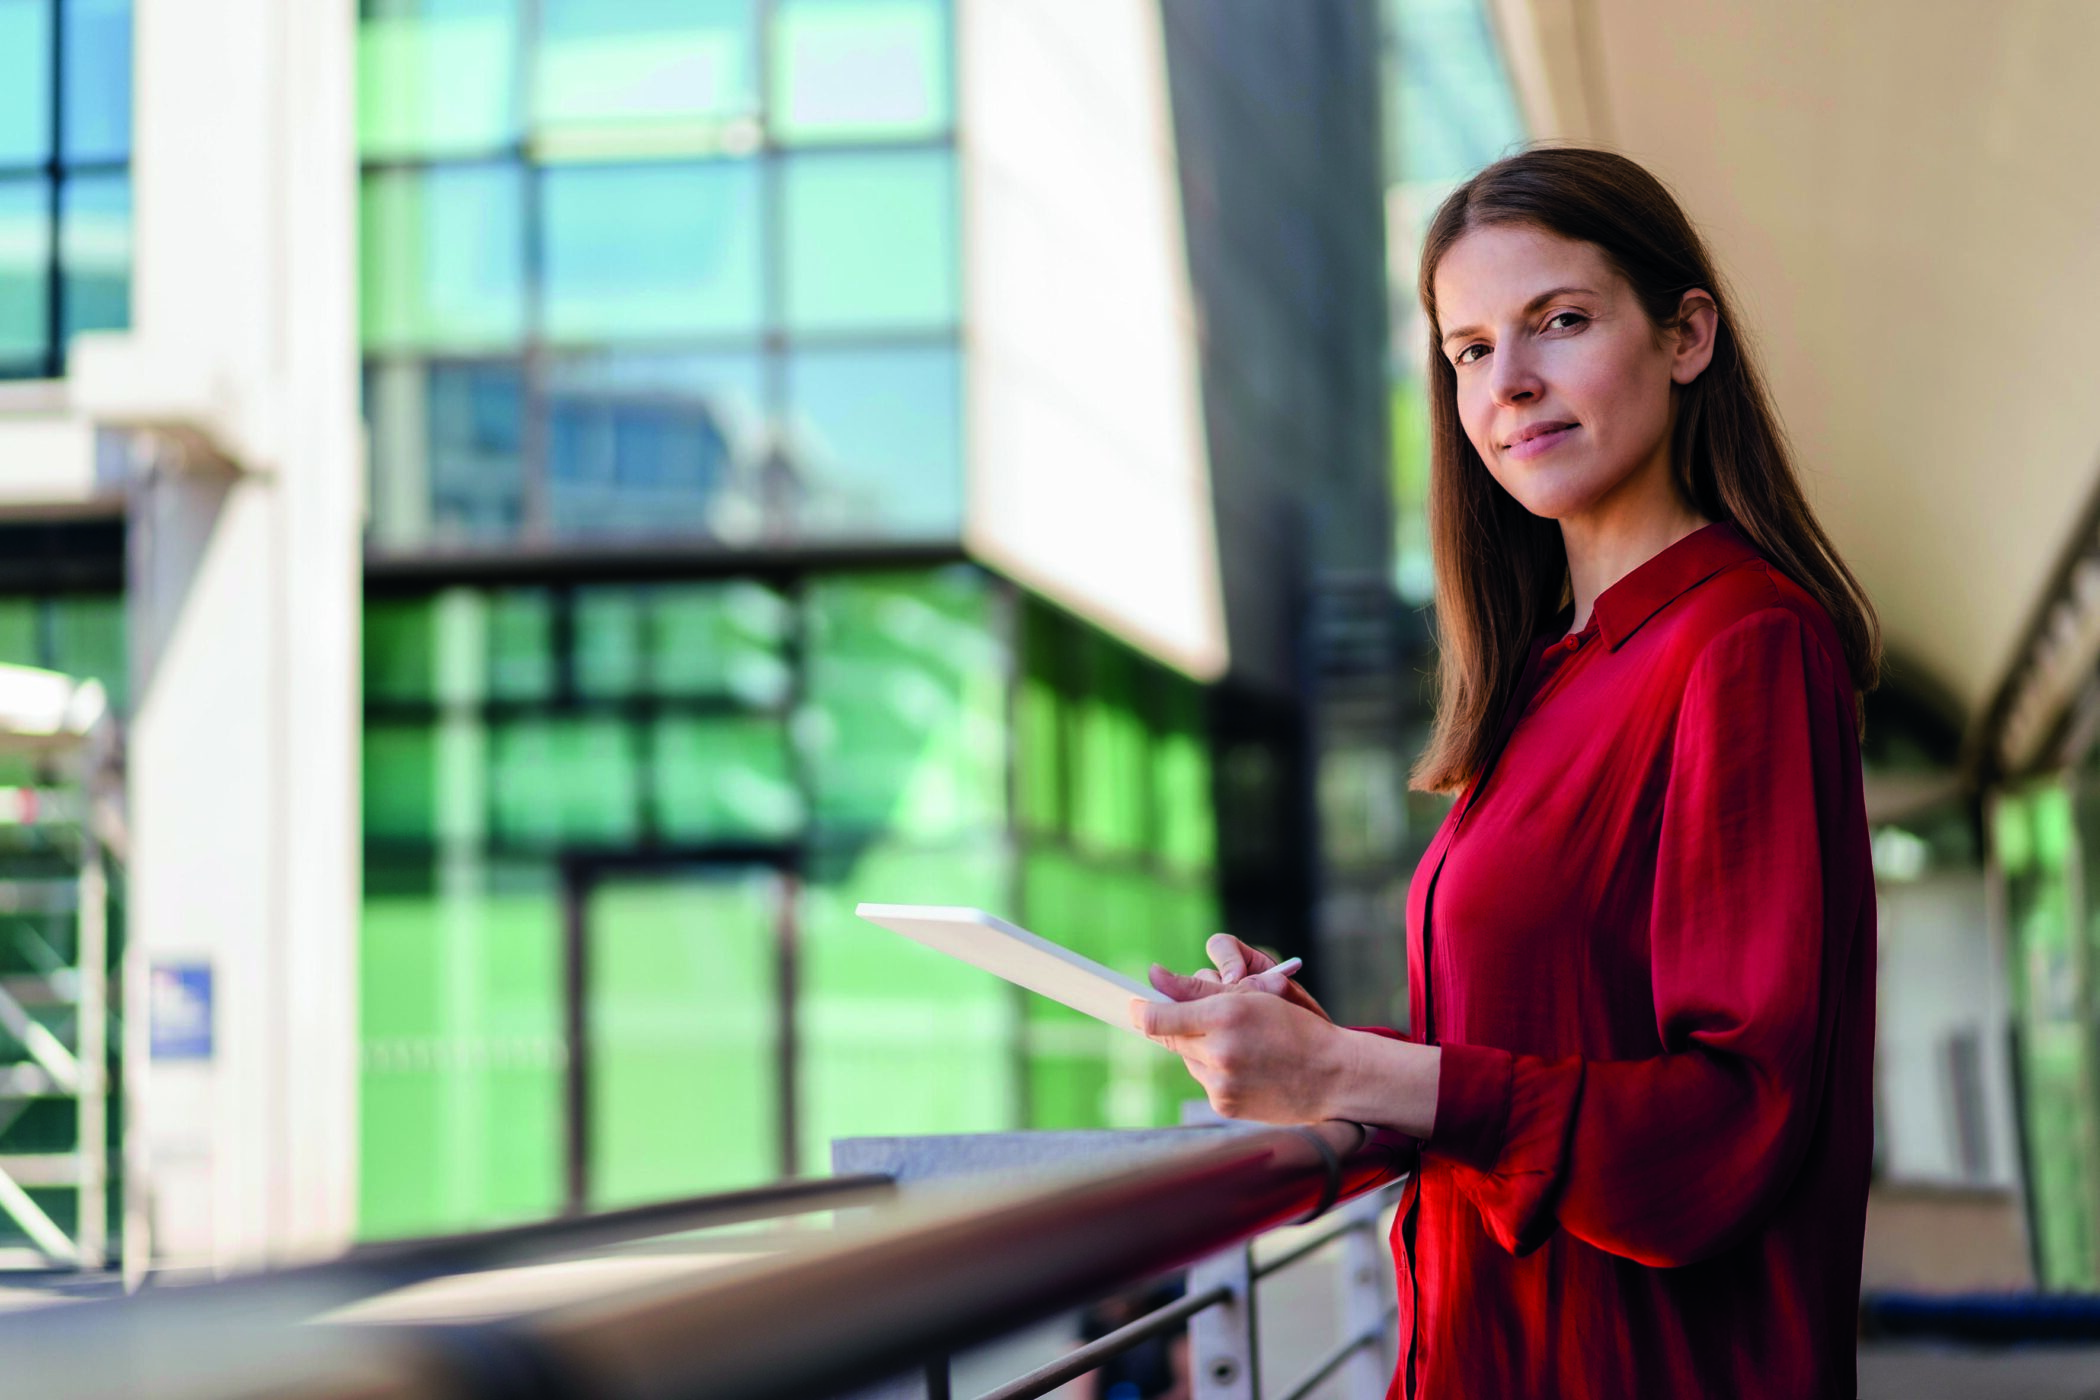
[46,592,124,709]
[0,598,38,667]
[1155,681,1214,873]
[0,177,51,370]
[799,841,1015,1165]
[771,0,950,144]
[1994,793,2034,877]
[782,150,955,332]
[651,581,791,704]
[534,0,758,149]
[365,597,438,704]
[491,716,640,846]
[652,715,803,841]
[1015,671,1062,838]
[358,867,563,1238]
[487,589,554,702]
[540,161,761,342]
[589,870,778,1204]
[574,586,646,699]
[60,172,131,342]
[361,164,525,352]
[803,570,1004,839]
[0,0,52,167]
[2034,784,2075,875]
[358,0,520,159]
[365,723,438,843]
[784,345,961,539]
[1070,640,1147,856]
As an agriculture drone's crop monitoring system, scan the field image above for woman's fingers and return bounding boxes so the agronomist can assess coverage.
[1207,933,1271,984]
[1148,963,1227,1002]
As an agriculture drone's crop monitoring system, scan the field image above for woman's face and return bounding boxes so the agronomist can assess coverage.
[1431,223,1714,524]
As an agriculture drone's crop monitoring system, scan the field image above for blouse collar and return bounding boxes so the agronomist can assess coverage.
[1586,520,1762,651]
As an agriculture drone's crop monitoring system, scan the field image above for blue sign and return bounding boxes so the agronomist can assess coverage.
[150,963,213,1060]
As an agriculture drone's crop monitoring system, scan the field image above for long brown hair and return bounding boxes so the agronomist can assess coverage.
[1410,146,1881,793]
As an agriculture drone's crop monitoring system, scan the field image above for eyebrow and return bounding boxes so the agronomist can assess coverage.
[1439,286,1600,347]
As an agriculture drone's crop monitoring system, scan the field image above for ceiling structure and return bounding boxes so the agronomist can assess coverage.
[1489,0,2100,754]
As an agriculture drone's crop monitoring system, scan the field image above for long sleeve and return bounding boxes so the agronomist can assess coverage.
[1421,608,1869,1265]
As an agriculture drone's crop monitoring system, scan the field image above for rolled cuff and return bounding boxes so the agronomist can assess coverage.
[1424,1044,1585,1257]
[1425,1041,1514,1171]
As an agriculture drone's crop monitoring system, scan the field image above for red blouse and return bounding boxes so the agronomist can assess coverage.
[1380,522,1876,1399]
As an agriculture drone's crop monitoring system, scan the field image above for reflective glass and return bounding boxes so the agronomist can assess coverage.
[782,150,955,332]
[0,0,52,167]
[424,361,526,539]
[540,162,762,342]
[771,0,950,144]
[60,172,129,341]
[358,0,521,159]
[544,351,766,539]
[802,571,1003,838]
[589,870,780,1203]
[573,586,645,699]
[534,0,758,151]
[651,582,791,703]
[783,345,961,539]
[651,716,802,841]
[486,588,554,700]
[62,0,131,163]
[0,178,52,370]
[362,164,526,351]
[360,862,564,1237]
[490,715,642,847]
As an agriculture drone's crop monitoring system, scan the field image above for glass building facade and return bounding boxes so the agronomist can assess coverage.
[357,570,1217,1235]
[0,0,133,379]
[358,0,962,549]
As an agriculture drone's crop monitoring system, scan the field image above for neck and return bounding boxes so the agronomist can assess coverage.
[1558,474,1711,639]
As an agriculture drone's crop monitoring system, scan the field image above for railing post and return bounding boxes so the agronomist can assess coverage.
[1189,1240,1260,1400]
[1340,1209,1394,1400]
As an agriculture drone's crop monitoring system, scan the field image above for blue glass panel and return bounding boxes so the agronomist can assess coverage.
[426,361,526,539]
[0,0,53,168]
[535,0,759,146]
[544,351,766,539]
[783,149,955,333]
[0,178,51,370]
[783,344,960,539]
[359,0,520,159]
[771,0,950,145]
[362,163,526,351]
[540,161,762,341]
[60,172,128,340]
[61,0,130,163]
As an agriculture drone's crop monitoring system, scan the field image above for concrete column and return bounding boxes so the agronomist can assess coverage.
[72,0,363,1271]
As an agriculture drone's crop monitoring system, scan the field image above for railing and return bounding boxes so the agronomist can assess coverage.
[0,1120,1408,1400]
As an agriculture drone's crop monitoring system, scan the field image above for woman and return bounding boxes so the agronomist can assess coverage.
[1135,147,1879,1399]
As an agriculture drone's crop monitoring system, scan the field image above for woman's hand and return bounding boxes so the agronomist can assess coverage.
[1147,934,1332,1020]
[1130,990,1350,1124]
[1131,990,1443,1137]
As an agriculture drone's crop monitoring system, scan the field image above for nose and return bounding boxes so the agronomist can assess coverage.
[1488,337,1543,409]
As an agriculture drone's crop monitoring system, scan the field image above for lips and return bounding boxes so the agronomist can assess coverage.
[1504,421,1579,461]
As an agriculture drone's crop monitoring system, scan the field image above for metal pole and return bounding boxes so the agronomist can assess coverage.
[76,813,108,1269]
[1188,1241,1260,1400]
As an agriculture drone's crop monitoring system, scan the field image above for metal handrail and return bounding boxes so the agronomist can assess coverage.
[0,1121,1406,1400]
[507,1121,1398,1400]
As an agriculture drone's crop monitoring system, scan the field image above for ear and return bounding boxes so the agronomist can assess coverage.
[1669,289,1719,385]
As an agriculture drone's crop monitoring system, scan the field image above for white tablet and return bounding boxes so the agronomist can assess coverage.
[854,903,1171,1030]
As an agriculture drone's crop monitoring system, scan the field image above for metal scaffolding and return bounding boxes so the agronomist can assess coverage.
[0,663,126,1273]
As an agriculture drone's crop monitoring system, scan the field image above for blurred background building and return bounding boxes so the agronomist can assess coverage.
[1,0,2097,1312]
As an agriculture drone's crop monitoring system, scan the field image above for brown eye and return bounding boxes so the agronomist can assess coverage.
[1454,343,1488,366]
[1544,311,1587,332]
